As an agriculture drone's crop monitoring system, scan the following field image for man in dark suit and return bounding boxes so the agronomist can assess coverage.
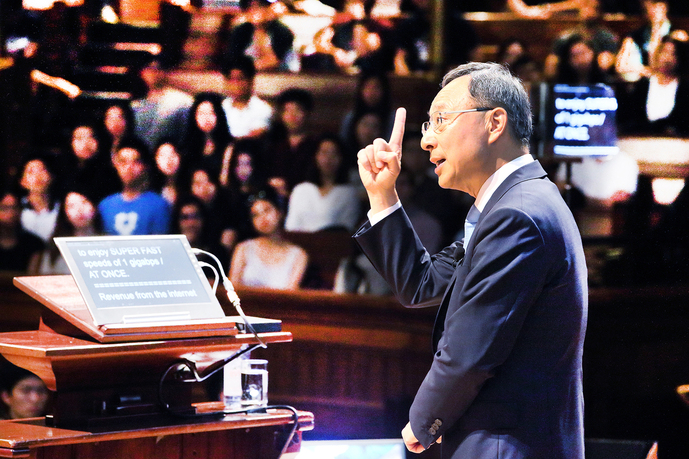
[354,62,588,458]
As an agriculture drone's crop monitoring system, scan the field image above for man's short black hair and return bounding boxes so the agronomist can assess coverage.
[224,55,256,81]
[276,88,314,112]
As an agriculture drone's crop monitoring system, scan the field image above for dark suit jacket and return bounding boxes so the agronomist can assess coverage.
[354,161,588,459]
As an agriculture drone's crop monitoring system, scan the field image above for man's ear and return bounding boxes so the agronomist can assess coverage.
[486,107,509,144]
[1,390,11,406]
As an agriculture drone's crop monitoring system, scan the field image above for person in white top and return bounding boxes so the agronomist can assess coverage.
[221,56,274,139]
[19,155,60,243]
[618,34,689,137]
[285,134,362,232]
[230,187,308,290]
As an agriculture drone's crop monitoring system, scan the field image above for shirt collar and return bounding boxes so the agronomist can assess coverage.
[474,154,534,212]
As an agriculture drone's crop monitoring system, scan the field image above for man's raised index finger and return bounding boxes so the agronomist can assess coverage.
[388,107,406,151]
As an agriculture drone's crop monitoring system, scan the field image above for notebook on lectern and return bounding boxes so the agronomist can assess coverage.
[54,234,225,326]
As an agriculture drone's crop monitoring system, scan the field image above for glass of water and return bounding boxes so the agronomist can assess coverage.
[241,359,268,407]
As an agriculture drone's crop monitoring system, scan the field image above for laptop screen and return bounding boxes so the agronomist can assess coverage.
[55,234,225,325]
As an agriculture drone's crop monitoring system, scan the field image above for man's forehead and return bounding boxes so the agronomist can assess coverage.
[429,76,472,113]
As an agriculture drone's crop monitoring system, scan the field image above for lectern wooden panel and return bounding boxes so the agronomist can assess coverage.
[0,275,305,442]
[0,408,314,459]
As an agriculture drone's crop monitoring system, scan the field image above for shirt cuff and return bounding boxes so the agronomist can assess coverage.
[368,201,402,226]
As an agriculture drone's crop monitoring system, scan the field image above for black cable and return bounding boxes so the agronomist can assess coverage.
[157,361,300,457]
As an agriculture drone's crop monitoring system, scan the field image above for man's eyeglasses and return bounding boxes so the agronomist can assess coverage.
[421,107,494,135]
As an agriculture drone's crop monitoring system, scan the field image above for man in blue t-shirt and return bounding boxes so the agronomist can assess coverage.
[99,138,171,235]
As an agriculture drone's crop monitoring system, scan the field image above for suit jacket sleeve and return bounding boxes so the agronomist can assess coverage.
[354,206,460,308]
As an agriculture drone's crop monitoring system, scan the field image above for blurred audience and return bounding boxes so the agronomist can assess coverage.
[59,122,121,203]
[185,92,234,185]
[221,0,299,73]
[284,133,361,232]
[618,35,689,136]
[19,154,61,243]
[39,189,102,274]
[189,166,238,256]
[99,138,171,235]
[0,188,44,274]
[153,138,189,206]
[102,101,137,159]
[615,0,685,81]
[221,56,274,139]
[131,60,193,152]
[264,88,320,193]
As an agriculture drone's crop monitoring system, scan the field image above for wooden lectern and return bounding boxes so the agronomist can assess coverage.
[0,276,313,459]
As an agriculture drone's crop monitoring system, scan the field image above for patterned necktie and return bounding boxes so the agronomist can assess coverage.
[463,205,480,249]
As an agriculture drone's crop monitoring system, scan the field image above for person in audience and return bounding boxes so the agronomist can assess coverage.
[102,101,136,159]
[131,60,194,152]
[395,166,443,254]
[285,134,361,232]
[226,139,269,241]
[229,187,308,290]
[0,188,44,274]
[264,88,320,192]
[184,92,234,185]
[553,34,610,85]
[340,72,395,144]
[19,154,61,243]
[618,35,689,136]
[544,0,619,80]
[153,138,189,206]
[221,0,299,73]
[401,131,472,247]
[221,56,274,139]
[0,361,50,420]
[497,38,530,69]
[615,0,686,81]
[172,194,226,263]
[99,138,171,236]
[391,0,433,75]
[343,109,385,169]
[158,0,203,69]
[39,189,102,275]
[59,122,121,203]
[189,166,238,255]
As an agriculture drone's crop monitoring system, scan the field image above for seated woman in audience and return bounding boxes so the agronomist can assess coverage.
[553,34,609,85]
[60,122,120,204]
[618,35,689,136]
[184,92,233,186]
[264,88,320,193]
[101,101,136,159]
[39,189,101,275]
[0,188,43,274]
[285,134,361,232]
[229,187,308,290]
[19,154,61,243]
[226,139,268,241]
[153,137,189,206]
[340,72,394,145]
[343,109,385,169]
[172,194,226,264]
[0,361,50,420]
[189,166,237,254]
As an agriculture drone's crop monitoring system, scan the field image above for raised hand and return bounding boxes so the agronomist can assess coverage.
[357,107,406,213]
